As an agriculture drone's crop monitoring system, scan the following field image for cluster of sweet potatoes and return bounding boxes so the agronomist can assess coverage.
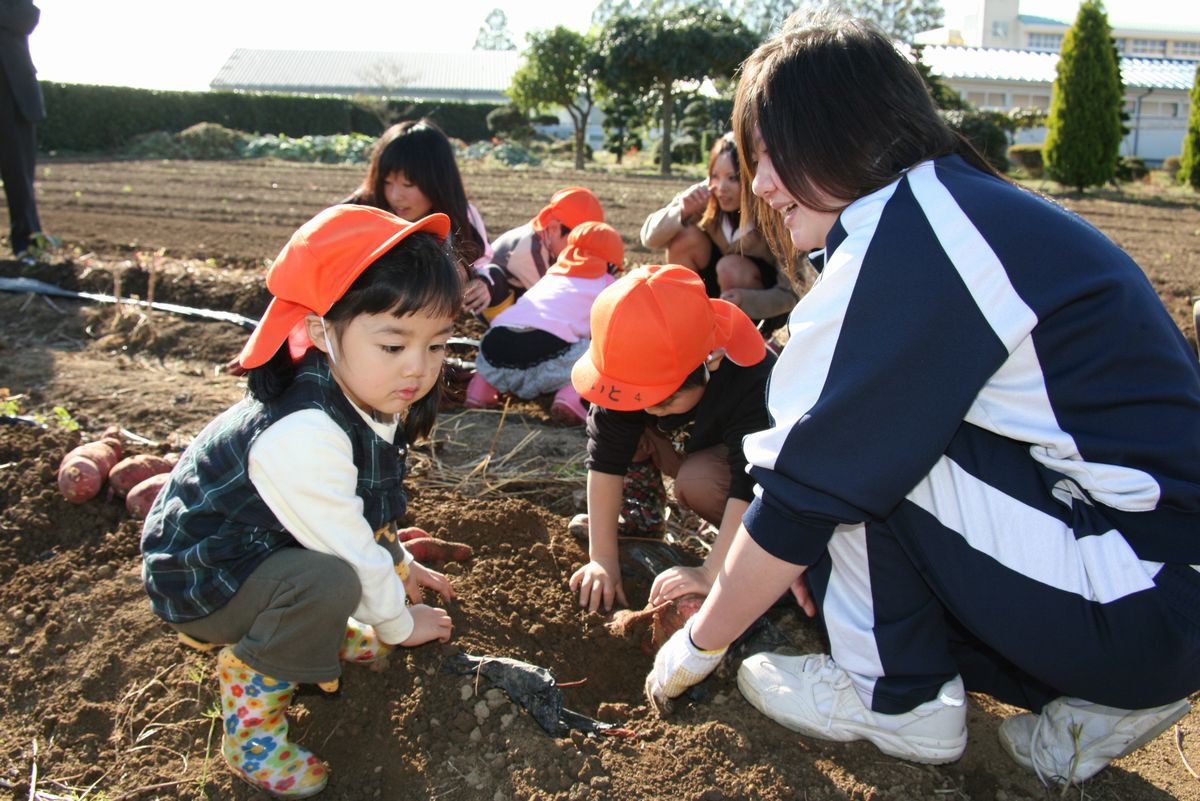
[56,427,176,518]
[606,593,706,656]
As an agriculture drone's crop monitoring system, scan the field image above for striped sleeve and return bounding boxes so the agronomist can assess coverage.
[743,165,1017,565]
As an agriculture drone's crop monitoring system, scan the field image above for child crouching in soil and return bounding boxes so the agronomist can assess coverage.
[140,205,459,798]
[470,221,623,426]
[567,264,775,613]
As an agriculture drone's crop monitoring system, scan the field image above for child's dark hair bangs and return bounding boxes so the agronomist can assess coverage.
[325,232,462,325]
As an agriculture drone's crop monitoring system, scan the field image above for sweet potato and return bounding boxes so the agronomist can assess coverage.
[108,454,173,497]
[126,472,170,519]
[404,536,473,563]
[397,526,430,542]
[57,440,121,503]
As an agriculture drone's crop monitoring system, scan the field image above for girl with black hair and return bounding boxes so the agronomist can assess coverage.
[141,206,460,797]
[346,118,493,314]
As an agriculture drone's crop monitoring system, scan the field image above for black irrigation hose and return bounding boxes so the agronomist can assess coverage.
[0,276,482,353]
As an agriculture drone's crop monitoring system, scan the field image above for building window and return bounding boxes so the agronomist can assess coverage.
[1027,33,1063,51]
[967,91,986,106]
[1129,38,1167,56]
[1171,40,1200,57]
[1161,102,1179,118]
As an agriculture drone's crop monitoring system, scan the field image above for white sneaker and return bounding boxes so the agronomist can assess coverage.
[999,696,1191,786]
[737,653,968,764]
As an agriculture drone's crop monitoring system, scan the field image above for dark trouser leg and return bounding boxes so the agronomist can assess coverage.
[173,548,362,684]
[0,74,40,254]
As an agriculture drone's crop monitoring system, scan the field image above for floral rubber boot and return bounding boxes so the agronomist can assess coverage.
[338,617,392,665]
[618,459,667,538]
[217,647,329,798]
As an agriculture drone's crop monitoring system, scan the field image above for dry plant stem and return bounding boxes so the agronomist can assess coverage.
[1178,724,1199,780]
[27,737,37,801]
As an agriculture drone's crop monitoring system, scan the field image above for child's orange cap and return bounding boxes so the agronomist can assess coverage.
[546,221,624,279]
[238,205,450,369]
[571,264,765,411]
[532,186,604,233]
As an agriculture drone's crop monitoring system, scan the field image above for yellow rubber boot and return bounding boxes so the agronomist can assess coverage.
[217,647,329,798]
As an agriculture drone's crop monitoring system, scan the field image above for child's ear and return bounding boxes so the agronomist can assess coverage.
[304,314,329,354]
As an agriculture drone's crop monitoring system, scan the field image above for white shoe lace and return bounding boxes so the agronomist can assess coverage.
[800,654,854,732]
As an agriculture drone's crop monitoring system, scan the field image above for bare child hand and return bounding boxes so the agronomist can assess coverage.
[398,604,453,646]
[462,277,490,314]
[569,558,627,613]
[404,560,456,604]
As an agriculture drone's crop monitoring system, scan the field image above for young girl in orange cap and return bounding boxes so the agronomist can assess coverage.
[344,119,494,315]
[566,263,775,613]
[467,221,623,425]
[141,205,460,797]
[473,186,605,321]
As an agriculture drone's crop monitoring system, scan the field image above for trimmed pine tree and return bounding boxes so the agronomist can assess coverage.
[1043,0,1124,192]
[1180,61,1200,191]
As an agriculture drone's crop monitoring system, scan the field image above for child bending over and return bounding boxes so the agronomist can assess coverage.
[567,264,774,613]
[466,221,623,424]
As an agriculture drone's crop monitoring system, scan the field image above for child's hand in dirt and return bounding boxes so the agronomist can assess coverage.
[404,561,456,604]
[569,558,627,613]
[649,564,715,607]
[397,604,453,646]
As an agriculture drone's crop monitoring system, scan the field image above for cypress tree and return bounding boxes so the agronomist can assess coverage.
[1043,0,1123,192]
[1180,61,1200,191]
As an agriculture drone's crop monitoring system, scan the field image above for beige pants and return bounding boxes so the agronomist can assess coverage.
[634,427,730,526]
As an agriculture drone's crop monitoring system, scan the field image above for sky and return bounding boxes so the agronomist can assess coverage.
[27,0,1189,93]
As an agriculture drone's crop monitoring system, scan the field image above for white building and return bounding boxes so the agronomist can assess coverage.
[916,0,1198,164]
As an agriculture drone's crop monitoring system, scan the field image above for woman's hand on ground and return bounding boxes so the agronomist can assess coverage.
[405,560,456,604]
[649,565,715,606]
[398,604,453,645]
[569,558,626,613]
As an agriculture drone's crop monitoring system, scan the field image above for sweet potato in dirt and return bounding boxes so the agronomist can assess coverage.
[397,526,430,542]
[607,593,706,655]
[57,440,121,503]
[405,536,473,563]
[125,472,170,519]
[108,454,173,497]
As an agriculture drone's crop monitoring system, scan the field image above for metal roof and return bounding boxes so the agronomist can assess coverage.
[210,49,520,100]
[921,45,1198,90]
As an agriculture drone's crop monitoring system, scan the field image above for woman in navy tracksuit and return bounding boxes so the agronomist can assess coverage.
[643,11,1200,787]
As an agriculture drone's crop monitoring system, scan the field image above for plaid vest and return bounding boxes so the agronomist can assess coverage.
[140,353,408,623]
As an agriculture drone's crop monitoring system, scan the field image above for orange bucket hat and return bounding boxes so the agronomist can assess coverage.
[546,221,624,279]
[237,205,450,369]
[532,186,604,233]
[571,264,766,411]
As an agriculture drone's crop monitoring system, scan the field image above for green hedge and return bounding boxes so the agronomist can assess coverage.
[37,82,501,153]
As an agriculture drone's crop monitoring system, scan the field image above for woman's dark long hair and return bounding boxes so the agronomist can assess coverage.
[733,10,1001,258]
[352,119,485,269]
[248,232,462,442]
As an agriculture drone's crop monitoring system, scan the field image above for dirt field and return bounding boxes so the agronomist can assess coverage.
[0,159,1198,801]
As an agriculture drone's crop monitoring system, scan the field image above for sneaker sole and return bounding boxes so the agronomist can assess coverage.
[1111,700,1191,762]
[737,672,967,765]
